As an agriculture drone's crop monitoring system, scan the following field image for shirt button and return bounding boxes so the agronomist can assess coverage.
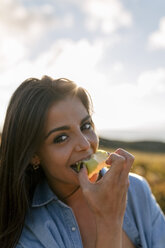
[71,227,76,231]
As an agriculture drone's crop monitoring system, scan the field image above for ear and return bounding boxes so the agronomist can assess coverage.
[31,154,40,166]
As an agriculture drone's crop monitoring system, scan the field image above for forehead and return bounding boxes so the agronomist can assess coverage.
[45,96,88,131]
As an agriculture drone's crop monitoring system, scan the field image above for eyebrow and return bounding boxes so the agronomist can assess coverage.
[44,114,91,140]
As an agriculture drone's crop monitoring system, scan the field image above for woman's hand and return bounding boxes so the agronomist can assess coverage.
[78,148,134,248]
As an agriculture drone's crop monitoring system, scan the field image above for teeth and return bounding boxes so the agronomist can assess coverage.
[76,158,88,165]
[71,158,90,173]
[71,161,83,173]
[83,158,90,161]
[71,150,109,176]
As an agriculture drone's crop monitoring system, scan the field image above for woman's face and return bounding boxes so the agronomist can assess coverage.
[37,95,98,196]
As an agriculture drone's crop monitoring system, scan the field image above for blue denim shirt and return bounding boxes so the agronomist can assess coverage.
[17,172,165,248]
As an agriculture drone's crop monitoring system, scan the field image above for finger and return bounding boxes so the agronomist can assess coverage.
[106,152,126,171]
[115,148,134,174]
[78,165,91,191]
[104,153,126,181]
[114,149,134,185]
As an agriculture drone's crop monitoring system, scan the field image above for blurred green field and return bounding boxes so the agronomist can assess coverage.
[100,146,165,214]
[131,150,165,214]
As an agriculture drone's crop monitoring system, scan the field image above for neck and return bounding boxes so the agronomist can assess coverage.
[46,178,82,204]
[47,173,99,205]
[64,173,99,206]
[65,187,85,206]
[62,185,81,204]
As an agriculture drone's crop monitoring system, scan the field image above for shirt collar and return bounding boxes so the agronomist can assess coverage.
[32,179,58,207]
[32,168,107,207]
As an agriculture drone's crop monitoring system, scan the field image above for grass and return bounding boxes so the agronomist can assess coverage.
[131,150,165,214]
[100,146,165,214]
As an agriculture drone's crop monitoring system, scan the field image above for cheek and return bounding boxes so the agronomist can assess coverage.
[39,146,70,171]
[40,154,64,178]
[90,130,99,150]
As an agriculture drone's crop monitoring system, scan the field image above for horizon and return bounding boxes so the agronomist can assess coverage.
[1,126,165,143]
[98,127,165,143]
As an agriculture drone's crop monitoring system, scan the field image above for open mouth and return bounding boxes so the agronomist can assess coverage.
[70,161,84,173]
[70,150,109,177]
[70,155,92,173]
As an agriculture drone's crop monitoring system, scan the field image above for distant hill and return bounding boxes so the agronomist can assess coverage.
[99,137,165,153]
[0,133,165,153]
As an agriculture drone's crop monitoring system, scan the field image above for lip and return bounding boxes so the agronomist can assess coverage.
[70,154,93,167]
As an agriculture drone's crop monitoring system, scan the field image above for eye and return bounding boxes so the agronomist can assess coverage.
[53,134,68,144]
[81,122,93,131]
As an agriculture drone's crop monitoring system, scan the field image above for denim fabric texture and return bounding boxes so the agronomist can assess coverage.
[17,171,165,248]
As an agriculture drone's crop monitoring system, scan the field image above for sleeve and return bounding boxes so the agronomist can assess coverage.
[141,178,165,247]
[16,244,24,248]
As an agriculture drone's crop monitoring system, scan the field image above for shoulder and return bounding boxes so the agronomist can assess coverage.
[127,173,164,221]
[129,172,148,185]
[126,173,154,217]
[128,172,151,196]
[126,174,165,247]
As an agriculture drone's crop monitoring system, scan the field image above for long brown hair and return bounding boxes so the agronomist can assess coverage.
[0,76,93,248]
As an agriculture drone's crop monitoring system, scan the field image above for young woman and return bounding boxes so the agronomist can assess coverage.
[0,76,165,248]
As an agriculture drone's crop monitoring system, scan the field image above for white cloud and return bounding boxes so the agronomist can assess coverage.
[0,37,107,129]
[0,0,74,72]
[60,0,133,34]
[0,1,57,43]
[24,38,107,92]
[94,67,165,130]
[1,35,165,131]
[148,17,165,50]
[0,37,27,71]
[0,37,105,91]
[83,0,132,33]
[112,61,124,73]
[137,68,165,96]
[0,0,164,135]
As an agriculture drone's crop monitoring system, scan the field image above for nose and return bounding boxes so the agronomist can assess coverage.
[75,132,91,152]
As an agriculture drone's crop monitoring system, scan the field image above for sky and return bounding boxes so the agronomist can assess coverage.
[1,0,165,141]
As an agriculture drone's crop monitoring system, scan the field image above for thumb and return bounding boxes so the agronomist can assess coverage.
[78,166,91,190]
